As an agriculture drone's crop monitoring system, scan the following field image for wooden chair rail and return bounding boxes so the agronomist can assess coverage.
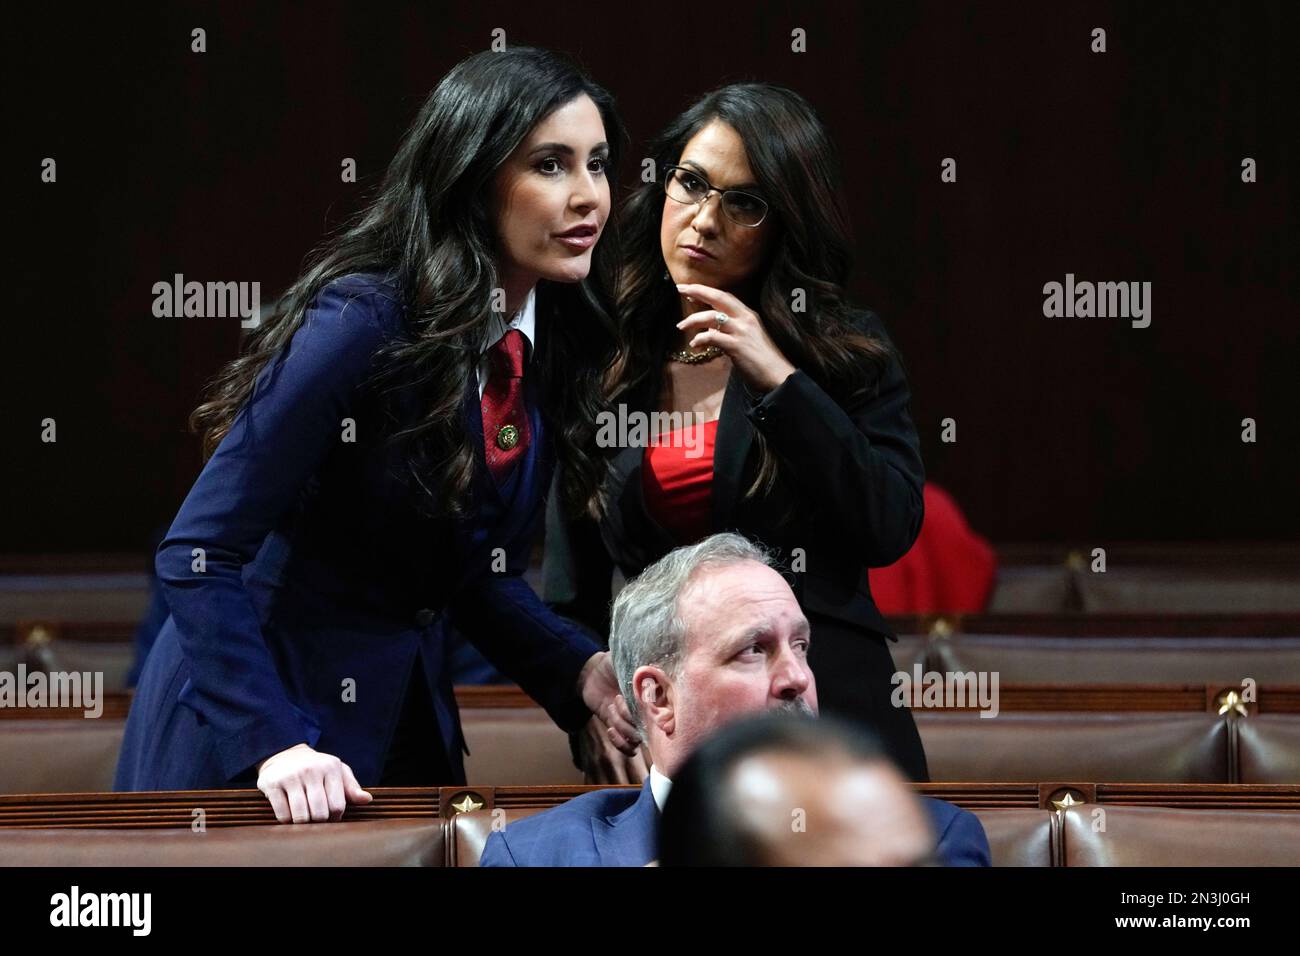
[1,783,1296,829]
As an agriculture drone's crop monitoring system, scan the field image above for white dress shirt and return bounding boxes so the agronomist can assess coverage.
[476,286,537,399]
[649,764,673,813]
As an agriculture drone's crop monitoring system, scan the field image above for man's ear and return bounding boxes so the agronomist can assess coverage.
[633,665,673,733]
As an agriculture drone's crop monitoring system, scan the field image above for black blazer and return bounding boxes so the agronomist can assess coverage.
[543,308,925,646]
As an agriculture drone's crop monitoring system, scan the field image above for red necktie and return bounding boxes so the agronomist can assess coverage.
[481,328,530,484]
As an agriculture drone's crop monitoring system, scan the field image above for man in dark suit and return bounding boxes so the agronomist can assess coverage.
[659,712,969,866]
[481,532,990,866]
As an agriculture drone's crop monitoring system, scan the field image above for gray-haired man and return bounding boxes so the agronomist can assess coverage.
[480,532,988,866]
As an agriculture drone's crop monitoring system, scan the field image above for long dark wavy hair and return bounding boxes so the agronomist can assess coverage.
[610,83,894,505]
[189,47,626,520]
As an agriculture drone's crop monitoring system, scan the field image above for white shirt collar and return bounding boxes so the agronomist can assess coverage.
[649,764,673,813]
[481,286,536,357]
[476,286,537,399]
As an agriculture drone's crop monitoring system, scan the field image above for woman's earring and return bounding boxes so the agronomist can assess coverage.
[663,270,671,282]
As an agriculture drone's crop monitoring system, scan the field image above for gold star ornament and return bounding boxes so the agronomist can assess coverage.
[449,792,485,815]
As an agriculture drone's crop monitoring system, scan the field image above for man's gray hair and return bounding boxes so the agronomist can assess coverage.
[610,532,776,734]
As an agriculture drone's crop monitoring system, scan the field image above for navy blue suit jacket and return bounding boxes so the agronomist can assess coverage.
[479,780,992,866]
[115,273,599,790]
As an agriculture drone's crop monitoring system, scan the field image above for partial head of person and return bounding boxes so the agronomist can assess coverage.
[609,532,817,780]
[659,713,938,867]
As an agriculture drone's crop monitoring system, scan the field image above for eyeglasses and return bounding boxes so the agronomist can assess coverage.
[662,165,770,228]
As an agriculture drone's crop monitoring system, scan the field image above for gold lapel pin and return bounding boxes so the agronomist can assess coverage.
[495,424,520,451]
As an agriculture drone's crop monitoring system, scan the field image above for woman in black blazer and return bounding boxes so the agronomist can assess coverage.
[545,83,930,782]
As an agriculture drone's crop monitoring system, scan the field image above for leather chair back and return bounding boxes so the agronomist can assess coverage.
[917,713,1229,782]
[1062,803,1300,866]
[0,819,446,866]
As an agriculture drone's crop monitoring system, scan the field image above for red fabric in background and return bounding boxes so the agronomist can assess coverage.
[868,483,997,614]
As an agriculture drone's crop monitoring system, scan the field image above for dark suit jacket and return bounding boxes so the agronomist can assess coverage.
[479,779,991,866]
[543,310,928,780]
[115,273,599,791]
[545,308,925,645]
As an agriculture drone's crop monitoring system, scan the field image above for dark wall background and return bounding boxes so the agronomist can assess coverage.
[8,0,1296,553]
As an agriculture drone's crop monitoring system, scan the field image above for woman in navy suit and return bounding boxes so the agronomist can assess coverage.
[545,84,930,782]
[115,48,639,822]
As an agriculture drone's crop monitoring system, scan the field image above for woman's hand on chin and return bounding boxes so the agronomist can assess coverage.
[675,283,797,393]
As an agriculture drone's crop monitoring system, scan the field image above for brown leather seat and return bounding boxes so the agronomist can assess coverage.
[1076,568,1300,614]
[3,696,1289,797]
[972,809,1056,867]
[26,640,136,693]
[451,806,543,866]
[916,713,1229,782]
[985,567,1075,613]
[0,583,149,623]
[1062,803,1300,866]
[985,552,1300,614]
[460,709,583,786]
[0,712,1245,794]
[0,819,446,866]
[1237,716,1300,783]
[0,707,586,795]
[928,634,1300,683]
[4,710,1287,793]
[0,719,125,793]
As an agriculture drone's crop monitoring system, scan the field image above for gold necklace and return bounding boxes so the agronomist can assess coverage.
[669,345,724,364]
